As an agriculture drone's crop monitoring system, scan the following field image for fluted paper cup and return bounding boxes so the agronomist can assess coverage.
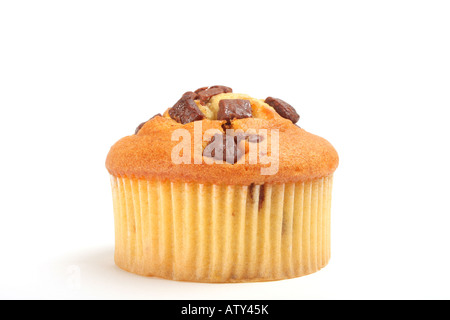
[110,175,333,283]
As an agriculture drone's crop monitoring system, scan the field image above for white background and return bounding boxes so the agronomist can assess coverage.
[1,0,449,300]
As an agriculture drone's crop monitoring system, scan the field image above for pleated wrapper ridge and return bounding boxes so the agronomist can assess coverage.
[110,175,333,283]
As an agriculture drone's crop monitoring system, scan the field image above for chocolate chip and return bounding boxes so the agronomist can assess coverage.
[135,122,146,135]
[194,87,209,94]
[182,91,199,100]
[246,134,264,143]
[169,92,205,124]
[221,122,232,132]
[217,99,252,121]
[234,132,264,144]
[151,113,163,120]
[134,113,162,134]
[198,88,228,104]
[249,183,265,211]
[210,85,233,92]
[195,86,233,105]
[265,97,300,123]
[249,183,255,198]
[203,133,243,164]
[258,184,265,210]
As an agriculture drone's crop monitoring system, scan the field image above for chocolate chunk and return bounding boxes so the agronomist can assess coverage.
[135,122,147,135]
[265,97,300,123]
[169,93,205,124]
[217,99,252,121]
[249,183,265,210]
[182,91,199,100]
[194,87,209,94]
[135,114,162,134]
[221,122,232,132]
[249,184,255,199]
[234,132,264,144]
[210,85,233,92]
[150,113,163,120]
[195,85,233,105]
[246,134,264,143]
[203,133,243,164]
[197,88,227,104]
[258,184,265,210]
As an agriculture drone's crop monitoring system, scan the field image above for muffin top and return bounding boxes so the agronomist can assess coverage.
[106,86,339,185]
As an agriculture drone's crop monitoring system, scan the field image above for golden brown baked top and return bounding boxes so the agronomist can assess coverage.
[106,87,339,185]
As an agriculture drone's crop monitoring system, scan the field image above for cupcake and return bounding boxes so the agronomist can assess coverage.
[106,86,339,283]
